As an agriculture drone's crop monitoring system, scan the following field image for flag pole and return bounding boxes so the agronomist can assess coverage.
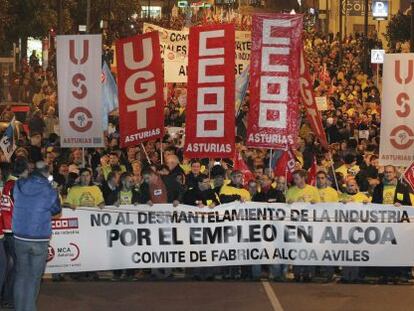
[141,143,151,164]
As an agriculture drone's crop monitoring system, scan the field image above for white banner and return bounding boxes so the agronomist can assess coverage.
[380,53,414,166]
[143,23,251,82]
[57,35,104,147]
[45,202,414,273]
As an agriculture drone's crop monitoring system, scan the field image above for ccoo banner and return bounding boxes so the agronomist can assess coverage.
[57,35,104,147]
[184,24,235,159]
[247,14,302,149]
[45,202,414,273]
[379,53,414,166]
[116,32,165,148]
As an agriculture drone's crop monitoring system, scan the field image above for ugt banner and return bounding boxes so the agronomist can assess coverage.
[247,14,302,149]
[57,35,104,147]
[116,32,164,148]
[299,48,328,148]
[184,24,235,159]
[380,53,414,166]
[45,202,414,273]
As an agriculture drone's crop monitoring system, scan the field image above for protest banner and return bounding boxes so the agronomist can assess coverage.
[184,24,235,158]
[299,48,328,148]
[45,202,414,273]
[144,23,251,82]
[143,23,189,83]
[247,14,302,149]
[116,32,164,147]
[380,53,414,166]
[57,35,104,147]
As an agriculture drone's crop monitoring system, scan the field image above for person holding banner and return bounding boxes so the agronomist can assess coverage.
[316,171,339,203]
[372,165,412,284]
[340,178,369,283]
[64,168,105,210]
[287,170,320,282]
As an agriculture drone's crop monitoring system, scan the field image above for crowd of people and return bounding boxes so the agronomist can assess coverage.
[0,13,413,310]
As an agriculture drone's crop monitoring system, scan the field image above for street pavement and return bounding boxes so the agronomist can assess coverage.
[37,280,414,311]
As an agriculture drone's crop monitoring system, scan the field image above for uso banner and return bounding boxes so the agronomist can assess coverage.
[247,14,302,149]
[57,35,104,147]
[45,202,414,273]
[116,32,164,147]
[380,53,414,166]
[299,49,328,148]
[184,24,235,159]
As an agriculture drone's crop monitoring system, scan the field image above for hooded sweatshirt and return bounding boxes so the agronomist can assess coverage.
[12,173,61,241]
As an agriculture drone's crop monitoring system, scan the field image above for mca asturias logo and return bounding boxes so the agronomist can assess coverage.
[48,243,80,262]
[47,245,55,262]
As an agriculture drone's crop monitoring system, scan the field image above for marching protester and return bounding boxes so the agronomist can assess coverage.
[287,170,320,282]
[12,161,61,311]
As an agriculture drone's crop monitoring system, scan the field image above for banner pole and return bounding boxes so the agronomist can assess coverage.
[160,138,164,165]
[141,143,151,165]
[269,149,273,171]
[329,152,340,191]
[82,148,85,168]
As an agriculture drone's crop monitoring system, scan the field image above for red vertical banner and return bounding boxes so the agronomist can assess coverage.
[184,24,235,159]
[247,14,303,149]
[299,48,328,148]
[116,32,164,148]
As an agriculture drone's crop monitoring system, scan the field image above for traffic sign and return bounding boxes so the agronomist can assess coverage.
[371,49,385,64]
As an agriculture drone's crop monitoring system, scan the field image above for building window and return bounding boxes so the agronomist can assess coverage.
[141,6,162,19]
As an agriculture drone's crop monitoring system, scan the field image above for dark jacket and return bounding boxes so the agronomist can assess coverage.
[261,187,286,203]
[139,175,183,204]
[183,188,220,206]
[12,173,61,240]
[372,181,412,206]
[100,182,120,205]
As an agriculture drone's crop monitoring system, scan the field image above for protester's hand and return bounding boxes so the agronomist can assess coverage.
[208,203,216,209]
[63,202,76,210]
[98,202,105,210]
[173,200,180,207]
[394,202,402,207]
[114,201,120,208]
[147,200,154,207]
[287,200,294,204]
[310,200,317,204]
[362,200,369,205]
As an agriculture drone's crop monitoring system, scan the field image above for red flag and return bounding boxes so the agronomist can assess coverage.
[184,24,235,158]
[273,149,296,182]
[247,14,303,149]
[299,48,328,148]
[116,32,164,147]
[234,152,255,185]
[307,157,317,186]
[404,162,414,192]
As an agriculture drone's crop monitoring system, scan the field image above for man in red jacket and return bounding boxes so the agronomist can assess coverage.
[0,158,28,309]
